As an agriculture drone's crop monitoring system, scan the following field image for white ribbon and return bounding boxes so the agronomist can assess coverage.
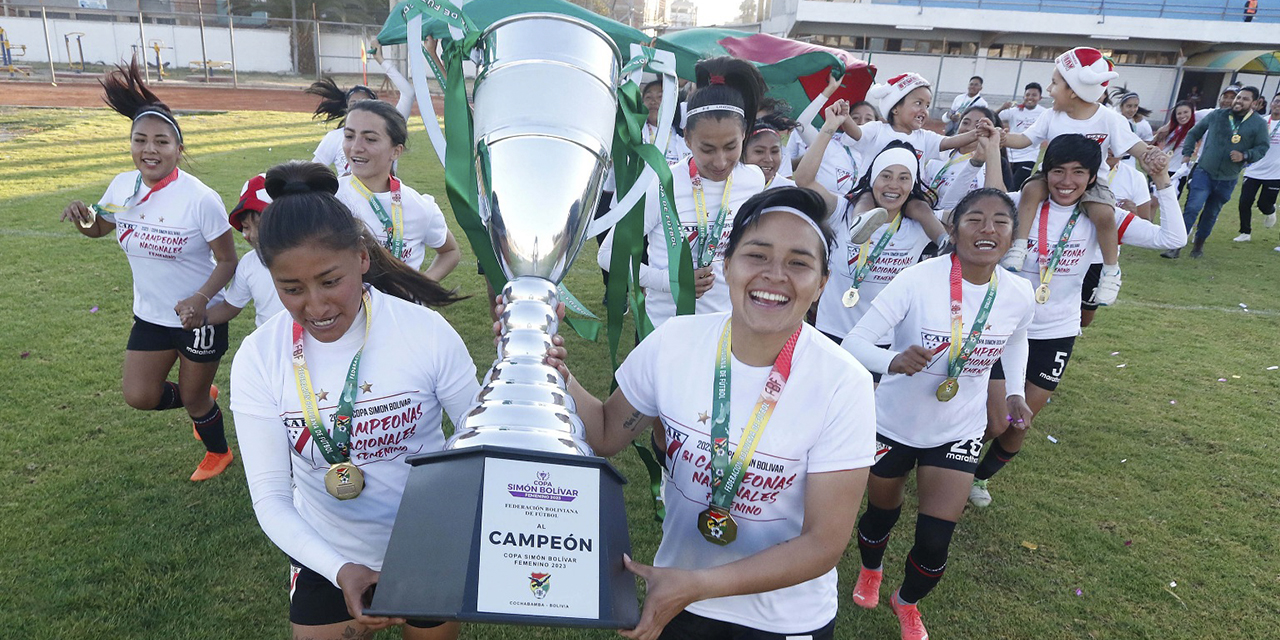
[407,14,448,167]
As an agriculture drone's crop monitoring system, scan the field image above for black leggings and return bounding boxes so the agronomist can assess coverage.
[1238,177,1280,234]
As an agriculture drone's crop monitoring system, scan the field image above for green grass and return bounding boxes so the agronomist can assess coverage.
[2,105,1278,639]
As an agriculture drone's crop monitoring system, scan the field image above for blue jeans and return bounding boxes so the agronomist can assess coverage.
[1182,167,1239,243]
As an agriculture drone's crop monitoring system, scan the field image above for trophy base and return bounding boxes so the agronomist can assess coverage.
[366,445,640,628]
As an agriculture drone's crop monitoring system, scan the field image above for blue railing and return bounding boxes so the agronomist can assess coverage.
[866,0,1277,23]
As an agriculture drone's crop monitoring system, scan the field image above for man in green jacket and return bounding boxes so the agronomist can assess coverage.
[1163,85,1270,258]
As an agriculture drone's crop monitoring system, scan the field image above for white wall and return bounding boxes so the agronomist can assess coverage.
[2,14,292,73]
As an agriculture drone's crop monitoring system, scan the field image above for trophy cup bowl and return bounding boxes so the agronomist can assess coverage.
[368,13,639,628]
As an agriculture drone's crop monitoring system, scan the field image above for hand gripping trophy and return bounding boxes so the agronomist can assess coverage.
[368,11,674,628]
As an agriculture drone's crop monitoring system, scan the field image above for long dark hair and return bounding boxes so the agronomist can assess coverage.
[686,56,767,139]
[1155,100,1197,151]
[100,56,183,145]
[305,77,378,124]
[726,187,835,276]
[256,161,461,307]
[848,140,938,209]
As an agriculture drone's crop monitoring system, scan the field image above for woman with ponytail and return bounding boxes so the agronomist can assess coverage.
[230,161,473,640]
[597,56,769,329]
[334,100,460,279]
[61,58,238,482]
[307,42,417,178]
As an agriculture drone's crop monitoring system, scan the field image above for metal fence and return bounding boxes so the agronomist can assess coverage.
[0,2,399,85]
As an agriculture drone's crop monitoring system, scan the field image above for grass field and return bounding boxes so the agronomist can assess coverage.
[2,105,1278,639]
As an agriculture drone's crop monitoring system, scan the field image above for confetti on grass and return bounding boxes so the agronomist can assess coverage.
[1124,540,1133,546]
[89,306,98,313]
[1047,435,1059,443]
[1110,351,1120,356]
[1170,400,1177,405]
[1021,541,1038,550]
[1075,588,1083,596]
[1218,378,1227,382]
[1268,366,1279,371]
[1116,363,1127,368]
[20,351,30,359]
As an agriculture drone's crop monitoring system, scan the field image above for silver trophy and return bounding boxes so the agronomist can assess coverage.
[445,12,620,456]
[370,13,640,628]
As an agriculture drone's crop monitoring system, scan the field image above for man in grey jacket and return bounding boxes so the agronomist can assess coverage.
[1163,85,1271,258]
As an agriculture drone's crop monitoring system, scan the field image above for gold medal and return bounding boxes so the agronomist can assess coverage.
[1232,134,1242,144]
[697,506,738,545]
[80,206,99,229]
[842,287,860,308]
[324,461,364,500]
[936,377,959,402]
[1035,283,1051,304]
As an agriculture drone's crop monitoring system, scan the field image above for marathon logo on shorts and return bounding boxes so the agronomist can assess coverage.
[945,438,983,465]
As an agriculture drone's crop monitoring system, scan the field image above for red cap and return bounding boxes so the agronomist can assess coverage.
[229,174,271,231]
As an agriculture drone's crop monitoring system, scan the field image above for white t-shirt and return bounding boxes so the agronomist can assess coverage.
[615,312,876,634]
[229,286,479,586]
[788,131,860,194]
[848,121,945,168]
[1022,107,1142,171]
[602,159,767,329]
[765,174,796,190]
[1133,118,1154,143]
[1087,162,1151,263]
[223,249,286,327]
[949,93,988,118]
[1244,116,1280,180]
[924,151,985,211]
[642,121,691,165]
[312,128,350,178]
[336,176,450,271]
[1008,192,1098,339]
[815,200,932,341]
[97,170,231,328]
[845,256,1035,446]
[999,105,1048,164]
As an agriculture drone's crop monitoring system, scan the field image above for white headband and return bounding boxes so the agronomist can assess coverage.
[869,147,919,184]
[685,104,745,118]
[759,205,827,259]
[134,109,183,144]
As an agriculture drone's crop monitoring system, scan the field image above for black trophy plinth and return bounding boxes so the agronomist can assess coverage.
[366,445,640,628]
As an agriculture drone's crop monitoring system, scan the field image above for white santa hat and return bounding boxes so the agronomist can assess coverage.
[1055,47,1118,103]
[869,146,920,184]
[866,73,931,120]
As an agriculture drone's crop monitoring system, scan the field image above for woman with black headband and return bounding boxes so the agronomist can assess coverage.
[541,186,875,640]
[60,58,239,482]
[307,43,416,178]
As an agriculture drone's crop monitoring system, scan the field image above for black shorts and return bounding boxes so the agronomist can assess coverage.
[659,609,835,640]
[127,316,228,362]
[871,432,983,478]
[289,560,443,628]
[1080,262,1103,311]
[990,336,1076,392]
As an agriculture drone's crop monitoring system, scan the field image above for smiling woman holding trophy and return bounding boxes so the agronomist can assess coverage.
[541,187,876,640]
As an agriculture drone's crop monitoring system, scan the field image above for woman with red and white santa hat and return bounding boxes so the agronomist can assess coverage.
[61,59,238,482]
[826,72,997,250]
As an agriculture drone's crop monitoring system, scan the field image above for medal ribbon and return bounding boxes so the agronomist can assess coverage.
[350,176,404,259]
[1229,110,1253,141]
[850,213,902,285]
[707,321,802,511]
[688,159,733,268]
[929,152,973,191]
[291,291,372,466]
[92,169,178,217]
[1269,117,1280,140]
[1036,200,1082,291]
[946,253,999,380]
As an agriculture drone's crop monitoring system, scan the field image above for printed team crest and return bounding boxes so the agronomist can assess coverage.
[537,470,550,483]
[703,510,731,539]
[874,441,892,464]
[1084,133,1108,146]
[334,465,353,485]
[529,572,551,599]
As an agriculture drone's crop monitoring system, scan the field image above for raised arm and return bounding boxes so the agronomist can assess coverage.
[793,102,846,215]
[795,73,846,146]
